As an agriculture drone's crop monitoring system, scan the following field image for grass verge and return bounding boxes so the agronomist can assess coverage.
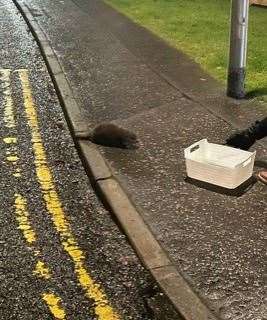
[106,0,267,100]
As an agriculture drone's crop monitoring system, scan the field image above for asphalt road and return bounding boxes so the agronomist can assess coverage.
[0,2,170,319]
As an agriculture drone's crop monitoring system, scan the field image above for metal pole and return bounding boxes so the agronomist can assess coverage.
[227,0,249,99]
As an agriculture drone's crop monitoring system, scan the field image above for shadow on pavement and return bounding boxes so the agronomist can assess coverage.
[245,87,267,99]
[185,175,258,197]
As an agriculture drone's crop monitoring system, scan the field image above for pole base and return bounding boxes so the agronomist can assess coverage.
[227,68,246,99]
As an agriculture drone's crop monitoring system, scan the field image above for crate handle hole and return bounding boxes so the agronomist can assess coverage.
[190,145,200,153]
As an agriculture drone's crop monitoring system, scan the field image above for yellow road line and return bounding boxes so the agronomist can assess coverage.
[13,168,21,178]
[33,261,52,280]
[18,69,120,320]
[1,70,20,178]
[3,137,17,144]
[14,193,37,245]
[14,194,51,279]
[0,69,16,128]
[14,196,58,315]
[1,69,65,319]
[1,70,36,248]
[6,155,19,163]
[42,293,66,320]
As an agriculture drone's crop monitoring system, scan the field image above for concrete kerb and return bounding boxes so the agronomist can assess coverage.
[12,1,220,319]
[78,140,112,181]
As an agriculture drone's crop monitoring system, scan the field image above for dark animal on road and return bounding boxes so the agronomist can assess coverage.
[87,123,139,149]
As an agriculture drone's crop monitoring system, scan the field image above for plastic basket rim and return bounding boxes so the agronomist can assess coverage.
[184,139,256,169]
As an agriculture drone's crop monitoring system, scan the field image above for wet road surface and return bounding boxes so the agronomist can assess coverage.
[0,2,166,319]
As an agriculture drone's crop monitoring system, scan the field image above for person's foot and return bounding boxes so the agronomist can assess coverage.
[257,170,267,185]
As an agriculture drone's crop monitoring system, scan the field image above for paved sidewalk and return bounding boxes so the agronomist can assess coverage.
[16,0,267,319]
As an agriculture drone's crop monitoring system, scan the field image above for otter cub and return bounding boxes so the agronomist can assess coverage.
[88,123,139,149]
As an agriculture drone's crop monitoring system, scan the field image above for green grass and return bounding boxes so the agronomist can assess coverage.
[106,0,267,98]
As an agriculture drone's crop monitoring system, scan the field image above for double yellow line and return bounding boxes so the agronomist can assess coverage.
[1,69,120,320]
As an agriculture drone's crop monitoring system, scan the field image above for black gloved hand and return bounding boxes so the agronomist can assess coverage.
[226,130,256,150]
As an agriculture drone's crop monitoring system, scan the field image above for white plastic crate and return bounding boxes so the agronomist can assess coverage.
[184,139,256,189]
